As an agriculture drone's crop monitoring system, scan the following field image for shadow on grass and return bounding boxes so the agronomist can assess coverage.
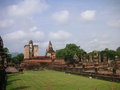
[7,74,30,90]
[7,74,16,78]
[7,79,21,85]
[10,86,30,90]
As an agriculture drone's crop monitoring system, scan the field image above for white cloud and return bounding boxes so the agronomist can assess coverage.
[52,10,69,25]
[3,26,44,41]
[108,20,120,28]
[0,0,48,53]
[3,26,45,53]
[7,0,48,17]
[0,19,14,28]
[83,35,120,52]
[80,10,96,21]
[49,30,71,41]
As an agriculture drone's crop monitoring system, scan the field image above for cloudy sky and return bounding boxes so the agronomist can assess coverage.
[0,0,120,55]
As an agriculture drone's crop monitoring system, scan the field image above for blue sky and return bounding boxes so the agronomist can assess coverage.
[0,0,120,55]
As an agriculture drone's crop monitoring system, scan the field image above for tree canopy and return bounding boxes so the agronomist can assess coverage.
[56,44,84,64]
[56,43,120,64]
[116,47,120,52]
[3,47,24,64]
[12,53,24,64]
[3,47,12,63]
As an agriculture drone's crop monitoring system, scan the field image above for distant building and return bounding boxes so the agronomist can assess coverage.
[22,40,65,70]
[45,41,56,59]
[24,40,38,59]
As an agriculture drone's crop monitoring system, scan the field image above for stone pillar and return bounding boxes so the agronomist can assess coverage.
[24,45,30,59]
[93,52,99,64]
[82,52,87,63]
[113,67,116,74]
[29,40,34,58]
[95,67,99,73]
[114,56,120,74]
[33,45,38,57]
[82,64,85,71]
[103,55,108,65]
[89,55,93,64]
[82,52,87,72]
[98,54,101,63]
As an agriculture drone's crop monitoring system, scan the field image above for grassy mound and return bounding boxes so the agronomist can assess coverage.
[7,70,120,90]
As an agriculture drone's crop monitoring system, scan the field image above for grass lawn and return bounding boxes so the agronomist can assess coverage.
[7,70,120,90]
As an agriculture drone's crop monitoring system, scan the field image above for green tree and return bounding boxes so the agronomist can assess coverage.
[88,50,100,56]
[12,53,24,64]
[100,48,117,60]
[56,43,85,64]
[3,48,12,63]
[56,49,66,58]
[3,48,9,54]
[116,47,120,52]
[116,47,120,57]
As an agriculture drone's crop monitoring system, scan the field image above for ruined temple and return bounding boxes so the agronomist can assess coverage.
[21,40,65,70]
[46,41,56,58]
[24,40,38,59]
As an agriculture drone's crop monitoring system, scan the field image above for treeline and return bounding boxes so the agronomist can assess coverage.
[56,43,120,64]
[3,48,24,64]
[3,43,120,65]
